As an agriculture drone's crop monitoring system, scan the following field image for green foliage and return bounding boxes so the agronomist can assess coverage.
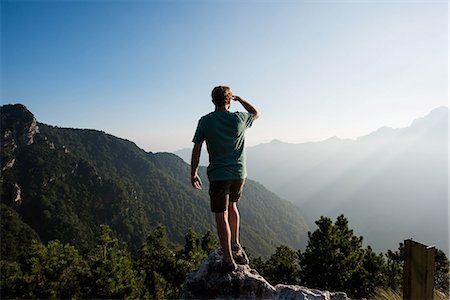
[2,214,448,299]
[138,225,178,299]
[252,215,449,299]
[84,224,144,299]
[136,225,218,299]
[1,240,88,299]
[25,240,88,299]
[435,249,450,293]
[182,229,206,268]
[0,260,25,298]
[353,246,388,297]
[385,243,404,292]
[300,215,366,297]
[0,203,40,261]
[255,245,301,285]
[201,230,219,254]
[0,224,216,299]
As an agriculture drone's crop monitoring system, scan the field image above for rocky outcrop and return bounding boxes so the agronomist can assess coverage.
[13,184,22,205]
[24,117,40,146]
[1,104,40,147]
[182,249,350,300]
[1,104,40,172]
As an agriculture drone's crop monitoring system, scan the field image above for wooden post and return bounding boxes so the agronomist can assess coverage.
[403,239,435,300]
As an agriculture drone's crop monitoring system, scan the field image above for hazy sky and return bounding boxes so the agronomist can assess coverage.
[2,0,448,152]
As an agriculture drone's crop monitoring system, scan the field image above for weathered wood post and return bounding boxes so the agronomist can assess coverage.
[403,239,436,300]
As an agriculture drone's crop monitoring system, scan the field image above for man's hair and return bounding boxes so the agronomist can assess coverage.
[211,86,232,106]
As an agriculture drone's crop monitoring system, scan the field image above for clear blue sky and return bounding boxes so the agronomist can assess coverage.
[1,0,448,152]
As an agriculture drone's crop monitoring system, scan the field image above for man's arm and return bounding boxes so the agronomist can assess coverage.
[191,143,203,189]
[233,95,260,119]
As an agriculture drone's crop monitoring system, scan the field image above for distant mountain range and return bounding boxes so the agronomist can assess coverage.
[176,107,449,254]
[0,104,309,260]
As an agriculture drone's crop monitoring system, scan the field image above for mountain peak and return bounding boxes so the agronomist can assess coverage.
[1,103,35,122]
[269,139,286,144]
[322,136,341,142]
[410,106,448,127]
[1,103,40,146]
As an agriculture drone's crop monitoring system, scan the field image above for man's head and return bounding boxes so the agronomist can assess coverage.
[211,86,233,109]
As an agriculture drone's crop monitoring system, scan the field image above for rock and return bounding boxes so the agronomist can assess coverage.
[1,104,40,149]
[13,183,22,205]
[274,285,350,300]
[24,117,40,145]
[182,249,351,300]
[182,249,275,299]
[2,158,16,171]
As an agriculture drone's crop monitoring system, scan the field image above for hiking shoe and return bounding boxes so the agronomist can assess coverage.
[232,244,249,265]
[213,259,237,273]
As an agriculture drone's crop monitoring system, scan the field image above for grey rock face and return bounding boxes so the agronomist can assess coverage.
[24,117,40,145]
[13,183,22,205]
[182,249,275,299]
[274,285,350,300]
[182,249,350,300]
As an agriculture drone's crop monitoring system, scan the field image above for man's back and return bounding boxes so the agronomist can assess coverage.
[193,111,256,181]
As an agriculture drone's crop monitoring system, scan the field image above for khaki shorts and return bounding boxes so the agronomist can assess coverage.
[209,179,245,213]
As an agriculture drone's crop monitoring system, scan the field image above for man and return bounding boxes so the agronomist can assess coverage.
[191,85,260,272]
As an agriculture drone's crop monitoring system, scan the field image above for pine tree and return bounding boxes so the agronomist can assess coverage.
[138,225,179,299]
[201,230,219,254]
[85,224,144,299]
[299,215,365,297]
[351,246,387,297]
[182,229,205,267]
[385,242,403,292]
[434,249,450,293]
[262,245,300,285]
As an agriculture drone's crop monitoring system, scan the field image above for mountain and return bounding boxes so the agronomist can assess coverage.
[0,104,309,260]
[175,107,449,254]
[249,107,449,254]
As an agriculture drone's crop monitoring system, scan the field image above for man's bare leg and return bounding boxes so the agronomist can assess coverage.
[215,211,233,263]
[228,202,240,246]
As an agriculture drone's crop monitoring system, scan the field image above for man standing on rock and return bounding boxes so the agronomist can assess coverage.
[191,85,259,272]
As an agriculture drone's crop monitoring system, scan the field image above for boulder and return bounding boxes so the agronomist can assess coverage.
[182,249,350,300]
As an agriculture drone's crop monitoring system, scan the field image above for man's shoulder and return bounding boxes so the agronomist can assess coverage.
[233,111,252,120]
[198,112,215,124]
[200,111,216,119]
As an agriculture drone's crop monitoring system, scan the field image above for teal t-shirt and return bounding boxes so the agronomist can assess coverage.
[192,111,256,181]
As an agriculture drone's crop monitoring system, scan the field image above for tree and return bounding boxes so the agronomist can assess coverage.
[201,230,219,254]
[182,228,205,267]
[385,242,403,292]
[261,245,300,285]
[138,225,179,299]
[0,260,26,298]
[434,249,449,293]
[352,246,387,297]
[85,224,144,299]
[299,215,365,297]
[0,240,88,299]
